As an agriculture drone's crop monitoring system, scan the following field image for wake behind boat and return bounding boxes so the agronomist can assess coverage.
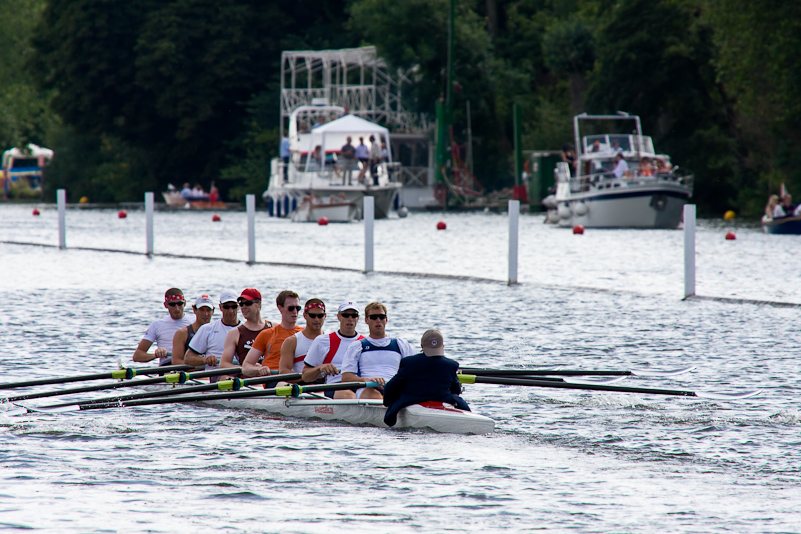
[544,112,693,228]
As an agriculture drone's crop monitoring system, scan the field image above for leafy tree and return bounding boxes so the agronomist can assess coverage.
[542,18,595,114]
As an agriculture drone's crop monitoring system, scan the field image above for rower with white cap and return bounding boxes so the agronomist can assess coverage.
[382,329,470,427]
[184,290,241,380]
[302,300,365,398]
[171,294,215,365]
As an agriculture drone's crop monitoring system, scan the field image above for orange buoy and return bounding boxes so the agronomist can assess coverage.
[118,210,127,219]
[725,231,736,240]
[317,217,329,226]
[573,225,584,235]
[32,208,40,216]
[212,214,221,222]
[436,221,447,230]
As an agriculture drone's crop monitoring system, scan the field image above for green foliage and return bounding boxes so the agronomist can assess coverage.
[543,18,595,76]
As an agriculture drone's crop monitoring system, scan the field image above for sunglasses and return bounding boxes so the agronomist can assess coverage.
[340,312,359,319]
[238,299,260,307]
[286,305,302,312]
[166,301,185,307]
[368,314,387,321]
[306,312,325,319]
[221,303,239,310]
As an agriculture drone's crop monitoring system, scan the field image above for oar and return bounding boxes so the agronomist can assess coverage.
[460,365,696,378]
[2,367,243,403]
[28,380,379,413]
[39,371,302,408]
[0,364,198,390]
[458,375,761,399]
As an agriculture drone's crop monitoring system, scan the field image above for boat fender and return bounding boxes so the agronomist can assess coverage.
[573,202,589,216]
[650,194,667,211]
[558,204,572,219]
[542,194,557,209]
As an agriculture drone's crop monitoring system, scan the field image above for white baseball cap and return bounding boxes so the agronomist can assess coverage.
[338,301,359,313]
[194,295,214,309]
[219,289,238,304]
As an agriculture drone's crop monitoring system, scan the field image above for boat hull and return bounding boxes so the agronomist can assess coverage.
[200,395,494,434]
[290,201,358,222]
[762,216,801,235]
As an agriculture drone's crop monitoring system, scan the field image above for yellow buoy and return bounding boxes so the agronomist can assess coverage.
[79,196,89,204]
[723,210,735,220]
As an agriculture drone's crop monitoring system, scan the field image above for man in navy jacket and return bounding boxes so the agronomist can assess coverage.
[382,329,470,427]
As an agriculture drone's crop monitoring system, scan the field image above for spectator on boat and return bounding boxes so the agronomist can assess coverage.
[309,145,323,171]
[774,194,793,218]
[133,288,192,366]
[369,135,381,185]
[184,290,241,381]
[381,141,388,162]
[612,153,630,179]
[382,329,470,427]
[355,137,369,183]
[280,136,291,181]
[192,184,205,197]
[639,157,653,176]
[303,300,366,399]
[180,183,192,199]
[172,294,215,366]
[591,140,601,153]
[340,302,415,400]
[241,290,303,380]
[764,195,779,220]
[654,158,672,174]
[561,143,577,170]
[339,136,357,185]
[209,181,219,206]
[219,289,273,372]
[278,299,327,380]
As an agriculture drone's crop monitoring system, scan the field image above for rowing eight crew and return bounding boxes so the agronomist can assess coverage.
[132,288,470,425]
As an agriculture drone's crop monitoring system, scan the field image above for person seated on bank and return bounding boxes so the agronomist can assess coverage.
[612,153,630,179]
[763,194,779,220]
[382,329,470,427]
[639,157,653,176]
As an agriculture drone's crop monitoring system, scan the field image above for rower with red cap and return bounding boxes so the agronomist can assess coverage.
[382,329,470,427]
[220,288,272,372]
[302,300,366,398]
[133,288,192,366]
[278,298,327,380]
[172,294,215,365]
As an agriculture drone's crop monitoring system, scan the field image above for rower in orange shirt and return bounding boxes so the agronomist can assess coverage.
[241,290,303,380]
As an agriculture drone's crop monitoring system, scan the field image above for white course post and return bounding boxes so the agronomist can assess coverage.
[57,188,66,249]
[508,200,520,285]
[246,194,256,263]
[364,196,375,273]
[683,204,696,298]
[145,192,154,255]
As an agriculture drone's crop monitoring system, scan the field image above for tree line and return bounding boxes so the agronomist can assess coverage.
[1,0,798,216]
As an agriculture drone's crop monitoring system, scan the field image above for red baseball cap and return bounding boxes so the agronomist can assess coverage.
[239,288,261,301]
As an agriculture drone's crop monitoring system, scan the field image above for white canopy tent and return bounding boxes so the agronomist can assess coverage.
[308,114,392,164]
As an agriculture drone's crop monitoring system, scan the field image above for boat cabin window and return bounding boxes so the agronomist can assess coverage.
[608,135,631,152]
[9,157,39,170]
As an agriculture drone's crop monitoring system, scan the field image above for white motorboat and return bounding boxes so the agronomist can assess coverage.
[263,106,401,220]
[544,112,693,228]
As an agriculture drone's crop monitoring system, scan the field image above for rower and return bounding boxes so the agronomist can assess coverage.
[241,290,303,378]
[184,290,241,381]
[132,288,192,366]
[340,302,414,399]
[172,294,215,365]
[302,300,365,398]
[219,288,272,372]
[382,329,470,427]
[278,298,326,380]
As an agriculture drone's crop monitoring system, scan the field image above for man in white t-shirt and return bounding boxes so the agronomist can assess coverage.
[133,288,192,366]
[302,300,365,398]
[613,153,629,179]
[341,301,414,399]
[184,290,241,380]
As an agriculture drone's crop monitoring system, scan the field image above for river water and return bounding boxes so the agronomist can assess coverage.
[0,204,799,533]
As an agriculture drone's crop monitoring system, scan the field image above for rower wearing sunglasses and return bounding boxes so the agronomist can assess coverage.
[184,290,242,381]
[219,288,272,372]
[278,298,327,380]
[171,294,215,366]
[241,290,303,379]
[341,302,415,399]
[132,288,192,366]
[302,300,366,398]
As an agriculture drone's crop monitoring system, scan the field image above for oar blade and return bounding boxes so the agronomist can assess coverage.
[630,366,696,377]
[695,389,762,400]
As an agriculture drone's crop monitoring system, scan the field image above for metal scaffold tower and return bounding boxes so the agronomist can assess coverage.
[280,46,415,136]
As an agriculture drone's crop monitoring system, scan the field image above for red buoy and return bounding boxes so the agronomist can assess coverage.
[318,217,329,226]
[118,210,127,219]
[212,214,221,222]
[32,208,40,216]
[436,221,447,230]
[725,231,736,240]
[573,225,584,235]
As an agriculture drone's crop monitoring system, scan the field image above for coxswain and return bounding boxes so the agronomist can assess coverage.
[278,298,327,381]
[219,288,272,372]
[382,329,470,427]
[302,301,365,398]
[340,302,414,399]
[132,288,192,366]
[241,290,303,378]
[172,294,215,365]
[184,290,241,381]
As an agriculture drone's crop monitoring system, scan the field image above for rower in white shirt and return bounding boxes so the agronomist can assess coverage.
[132,288,192,366]
[278,298,327,382]
[340,301,414,399]
[184,290,241,381]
